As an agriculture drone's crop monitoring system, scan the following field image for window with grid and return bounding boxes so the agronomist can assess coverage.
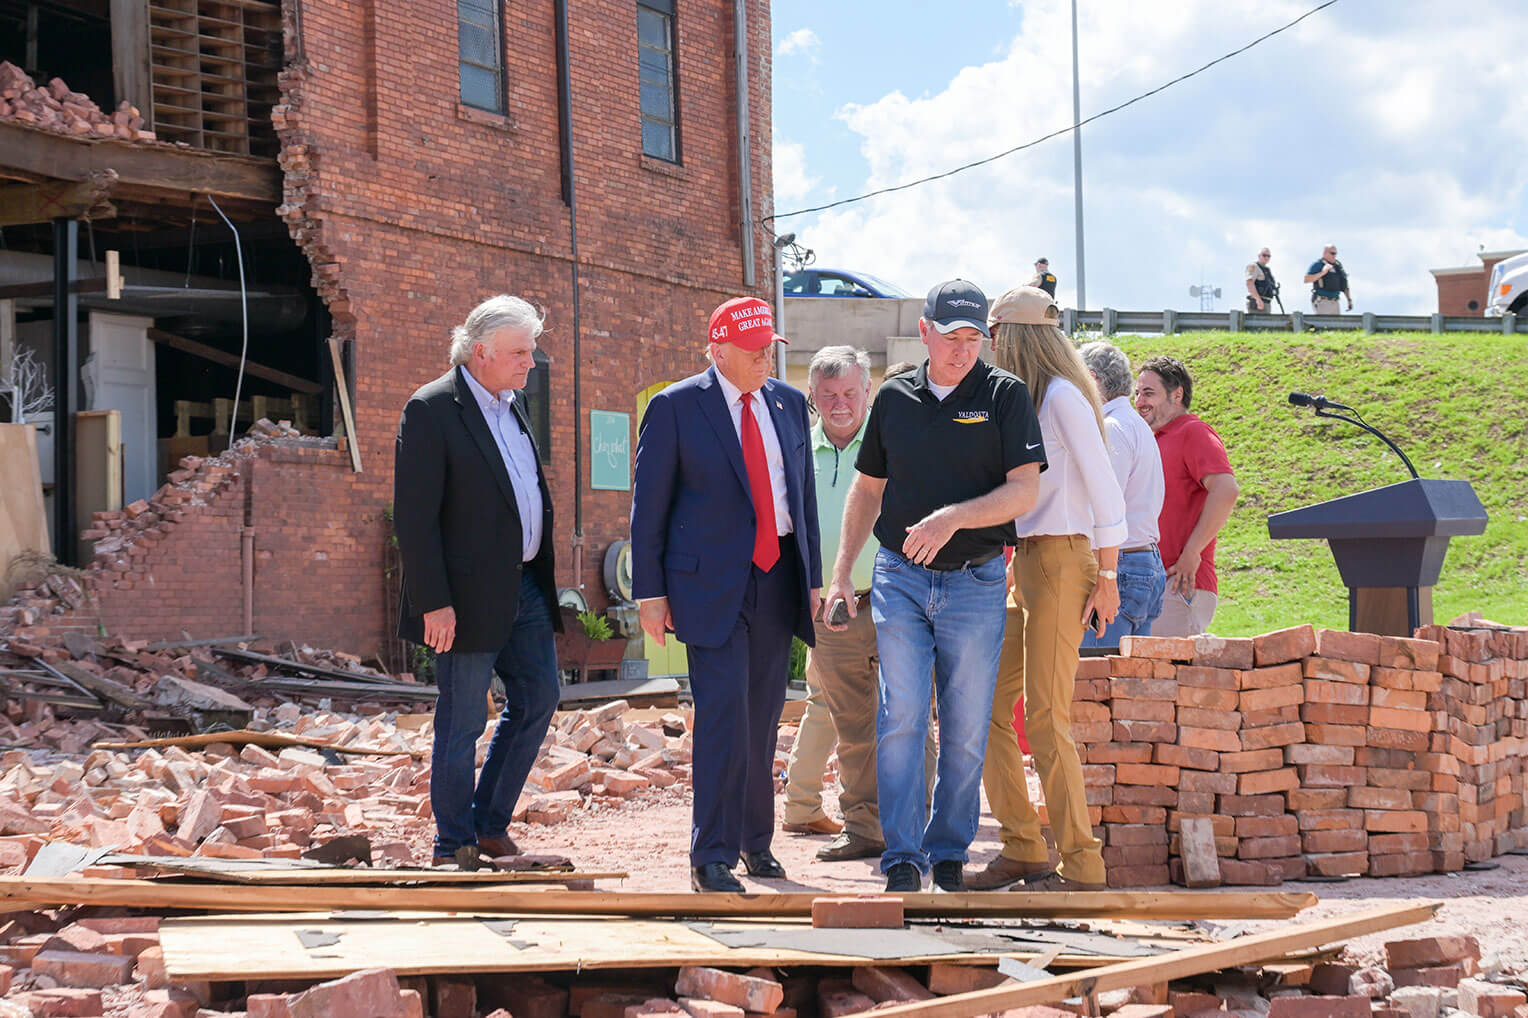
[637,0,679,161]
[458,0,505,114]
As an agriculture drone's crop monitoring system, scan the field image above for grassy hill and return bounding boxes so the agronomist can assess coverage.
[1101,330,1528,637]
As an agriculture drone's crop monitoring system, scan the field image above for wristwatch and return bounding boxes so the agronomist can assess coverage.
[1097,570,1117,580]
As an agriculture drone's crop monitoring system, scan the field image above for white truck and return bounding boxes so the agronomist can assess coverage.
[1486,251,1528,317]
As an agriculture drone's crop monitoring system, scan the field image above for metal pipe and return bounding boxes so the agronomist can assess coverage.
[773,242,786,380]
[241,526,255,634]
[734,0,755,288]
[1071,0,1086,311]
[555,0,586,589]
[51,218,78,566]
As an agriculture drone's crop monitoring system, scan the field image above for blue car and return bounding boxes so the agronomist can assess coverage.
[783,268,912,298]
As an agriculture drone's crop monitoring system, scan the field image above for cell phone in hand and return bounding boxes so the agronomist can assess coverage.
[1086,607,1101,635]
[828,598,851,626]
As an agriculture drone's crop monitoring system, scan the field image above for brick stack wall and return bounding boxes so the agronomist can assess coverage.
[1063,624,1528,887]
[0,433,386,653]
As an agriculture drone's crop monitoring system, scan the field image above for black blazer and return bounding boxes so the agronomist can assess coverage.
[393,366,561,652]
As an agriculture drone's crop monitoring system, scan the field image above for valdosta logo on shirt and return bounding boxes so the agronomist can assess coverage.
[953,410,989,424]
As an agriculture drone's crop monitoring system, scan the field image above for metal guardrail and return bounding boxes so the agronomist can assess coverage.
[1061,308,1524,337]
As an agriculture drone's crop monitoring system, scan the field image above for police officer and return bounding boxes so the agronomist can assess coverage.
[1029,258,1057,298]
[1304,244,1352,314]
[1245,248,1278,313]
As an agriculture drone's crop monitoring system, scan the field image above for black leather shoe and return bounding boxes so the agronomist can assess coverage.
[931,859,965,892]
[884,861,921,892]
[816,832,886,862]
[740,850,787,879]
[691,862,746,893]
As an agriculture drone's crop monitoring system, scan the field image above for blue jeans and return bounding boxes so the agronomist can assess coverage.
[871,547,1007,874]
[1081,547,1166,649]
[430,571,561,856]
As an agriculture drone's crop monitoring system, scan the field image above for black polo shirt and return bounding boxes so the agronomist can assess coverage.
[856,359,1046,570]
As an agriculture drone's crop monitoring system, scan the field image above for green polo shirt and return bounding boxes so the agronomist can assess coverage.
[814,417,878,591]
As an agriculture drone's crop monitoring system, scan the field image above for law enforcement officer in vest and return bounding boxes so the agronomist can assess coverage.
[1245,248,1278,313]
[1029,258,1057,298]
[1304,244,1352,314]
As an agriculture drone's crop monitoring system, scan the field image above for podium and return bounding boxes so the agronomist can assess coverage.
[1267,478,1487,636]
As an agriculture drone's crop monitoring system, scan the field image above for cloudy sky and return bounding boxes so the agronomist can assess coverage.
[769,0,1528,315]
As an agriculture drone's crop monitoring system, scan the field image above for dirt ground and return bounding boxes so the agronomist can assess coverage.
[507,784,1528,972]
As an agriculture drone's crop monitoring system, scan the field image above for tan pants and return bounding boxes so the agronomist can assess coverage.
[1313,295,1342,314]
[1152,588,1218,637]
[982,535,1106,886]
[783,595,932,840]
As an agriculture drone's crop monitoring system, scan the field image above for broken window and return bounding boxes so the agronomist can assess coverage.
[457,0,505,114]
[637,0,678,162]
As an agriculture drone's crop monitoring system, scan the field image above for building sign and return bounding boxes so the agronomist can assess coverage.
[589,410,631,491]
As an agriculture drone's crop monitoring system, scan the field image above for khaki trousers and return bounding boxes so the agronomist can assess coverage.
[783,595,933,840]
[1313,295,1342,314]
[1153,588,1219,638]
[982,534,1106,886]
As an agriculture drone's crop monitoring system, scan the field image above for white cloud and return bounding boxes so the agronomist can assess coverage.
[782,0,1528,313]
[775,28,820,60]
[772,139,821,204]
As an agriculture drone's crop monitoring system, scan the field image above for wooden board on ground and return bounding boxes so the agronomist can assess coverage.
[108,859,626,885]
[0,876,1316,920]
[558,676,681,708]
[863,902,1440,1018]
[91,729,418,757]
[158,914,1147,981]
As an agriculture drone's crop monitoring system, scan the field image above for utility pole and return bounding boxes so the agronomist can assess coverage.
[1071,0,1086,311]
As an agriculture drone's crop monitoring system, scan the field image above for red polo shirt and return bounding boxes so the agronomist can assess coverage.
[1155,412,1233,594]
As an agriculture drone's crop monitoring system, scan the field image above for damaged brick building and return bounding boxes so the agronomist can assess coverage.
[0,0,775,662]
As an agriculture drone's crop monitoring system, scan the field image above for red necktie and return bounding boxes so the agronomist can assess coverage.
[739,394,780,571]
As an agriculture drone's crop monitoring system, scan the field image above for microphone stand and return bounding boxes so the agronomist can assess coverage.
[1311,403,1419,480]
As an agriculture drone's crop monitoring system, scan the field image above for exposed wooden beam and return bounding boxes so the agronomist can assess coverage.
[861,903,1439,1018]
[0,279,108,301]
[0,171,119,227]
[0,877,1320,920]
[0,121,279,204]
[110,0,153,122]
[147,329,322,395]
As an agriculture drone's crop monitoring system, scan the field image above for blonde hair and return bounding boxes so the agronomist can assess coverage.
[990,321,1105,439]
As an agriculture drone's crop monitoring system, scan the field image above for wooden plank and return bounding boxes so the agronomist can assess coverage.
[863,903,1440,1018]
[558,676,681,705]
[0,877,1318,920]
[327,338,363,473]
[0,176,118,227]
[0,278,108,301]
[38,659,152,710]
[208,646,408,685]
[147,329,322,395]
[99,858,622,885]
[0,120,279,203]
[90,728,416,756]
[156,915,1123,982]
[111,0,154,121]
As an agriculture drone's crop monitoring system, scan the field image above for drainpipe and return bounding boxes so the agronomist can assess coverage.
[555,0,585,591]
[734,0,755,288]
[52,218,78,565]
[241,526,255,634]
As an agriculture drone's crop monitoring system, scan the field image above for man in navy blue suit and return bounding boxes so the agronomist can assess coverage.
[630,296,821,892]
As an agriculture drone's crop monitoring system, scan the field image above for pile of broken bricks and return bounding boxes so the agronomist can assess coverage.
[0,61,154,142]
[0,698,694,872]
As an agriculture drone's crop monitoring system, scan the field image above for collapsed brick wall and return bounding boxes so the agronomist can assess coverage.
[1066,625,1528,887]
[1,432,387,654]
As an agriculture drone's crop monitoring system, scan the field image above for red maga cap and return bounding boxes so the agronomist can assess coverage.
[707,296,787,351]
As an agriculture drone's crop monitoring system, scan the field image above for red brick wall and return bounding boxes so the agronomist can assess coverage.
[1434,271,1486,316]
[271,0,776,649]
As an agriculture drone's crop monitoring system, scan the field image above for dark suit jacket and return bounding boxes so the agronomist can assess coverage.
[630,366,821,650]
[393,365,561,652]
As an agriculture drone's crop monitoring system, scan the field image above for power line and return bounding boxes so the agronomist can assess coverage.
[766,0,1341,223]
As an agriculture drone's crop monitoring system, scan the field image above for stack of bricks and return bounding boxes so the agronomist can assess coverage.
[1072,657,1113,836]
[1221,629,1304,886]
[1096,639,1184,888]
[1426,625,1528,865]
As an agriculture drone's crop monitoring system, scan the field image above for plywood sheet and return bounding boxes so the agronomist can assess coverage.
[0,423,49,603]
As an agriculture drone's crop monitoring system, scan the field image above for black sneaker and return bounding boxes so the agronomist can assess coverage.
[884,862,921,893]
[931,860,965,892]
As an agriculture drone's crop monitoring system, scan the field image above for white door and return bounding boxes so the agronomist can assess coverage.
[85,312,157,505]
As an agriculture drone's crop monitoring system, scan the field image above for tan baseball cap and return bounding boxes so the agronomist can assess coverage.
[989,285,1060,326]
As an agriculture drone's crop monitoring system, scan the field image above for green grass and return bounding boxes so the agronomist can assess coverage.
[1100,330,1528,636]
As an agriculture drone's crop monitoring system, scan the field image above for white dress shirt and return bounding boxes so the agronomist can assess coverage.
[1013,378,1128,549]
[1102,395,1165,548]
[461,365,544,562]
[714,369,793,534]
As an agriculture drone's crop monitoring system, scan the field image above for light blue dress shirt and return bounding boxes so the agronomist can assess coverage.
[460,365,544,562]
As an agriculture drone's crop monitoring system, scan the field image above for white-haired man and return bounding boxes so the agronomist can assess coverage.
[393,294,560,870]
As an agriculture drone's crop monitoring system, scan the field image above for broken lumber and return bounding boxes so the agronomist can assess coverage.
[0,878,1317,919]
[90,728,420,756]
[209,646,409,685]
[860,902,1440,1018]
[37,658,153,710]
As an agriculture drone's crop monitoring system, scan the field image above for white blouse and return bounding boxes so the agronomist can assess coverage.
[1013,378,1128,549]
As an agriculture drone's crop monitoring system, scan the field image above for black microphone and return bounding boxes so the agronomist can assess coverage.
[1288,391,1347,411]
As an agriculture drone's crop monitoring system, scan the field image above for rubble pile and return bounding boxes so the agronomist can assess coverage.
[0,698,692,872]
[0,61,154,142]
[0,930,1524,1018]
